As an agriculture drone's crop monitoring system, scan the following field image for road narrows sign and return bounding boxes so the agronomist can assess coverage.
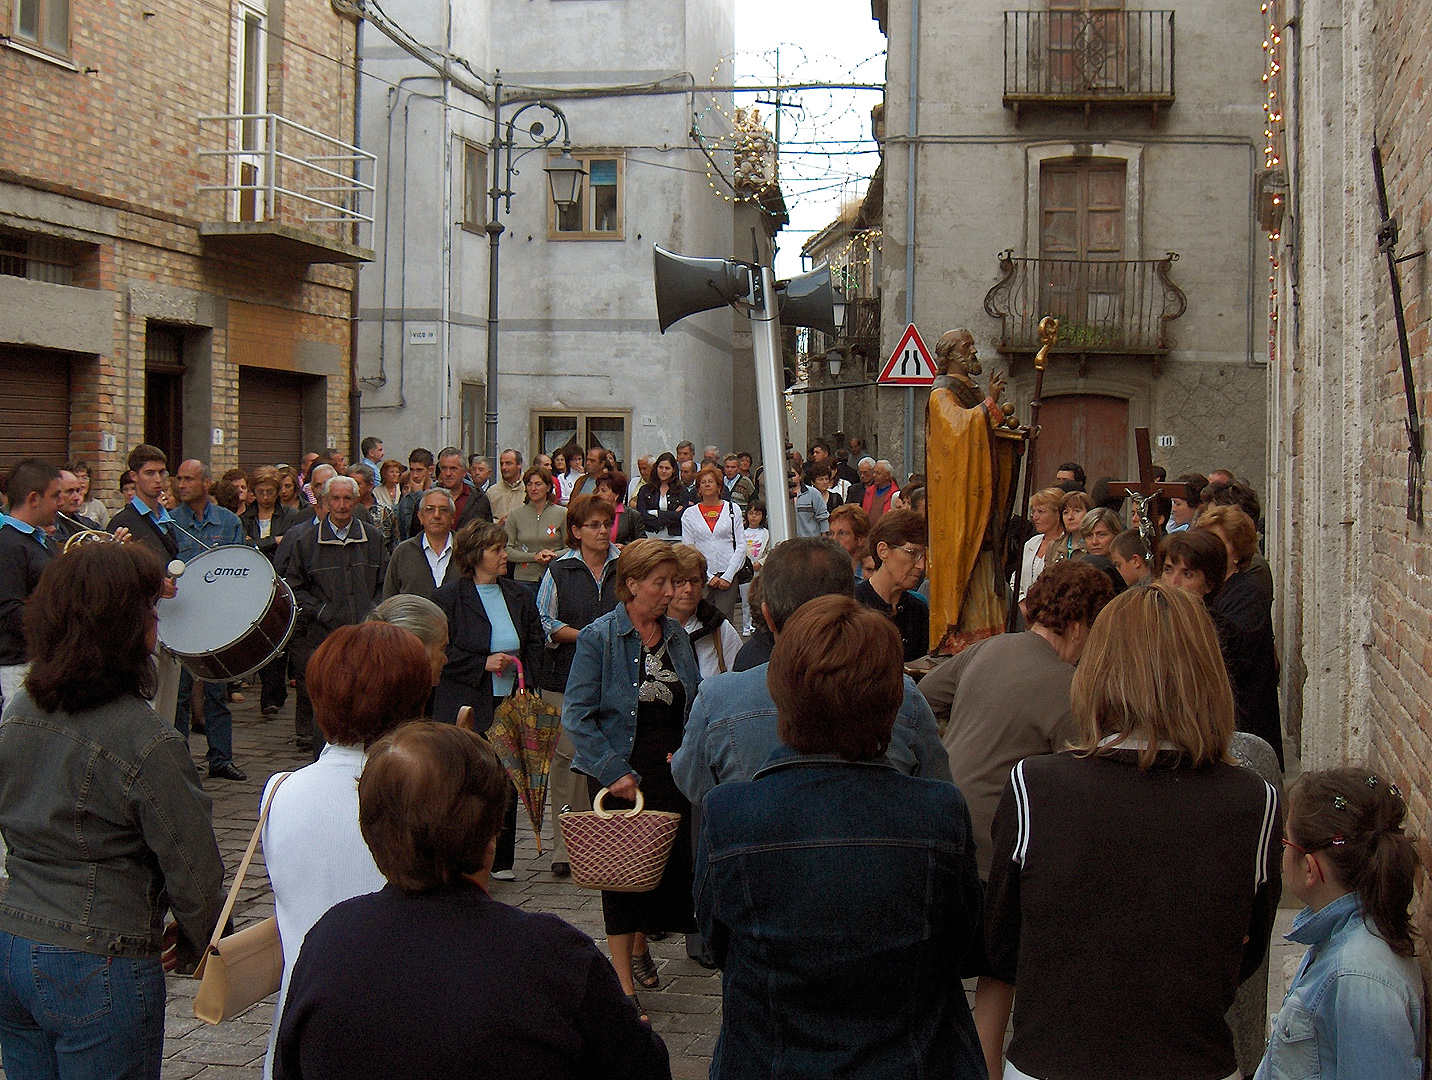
[878,324,938,386]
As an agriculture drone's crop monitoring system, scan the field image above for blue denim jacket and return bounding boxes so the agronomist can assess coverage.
[561,604,701,787]
[670,664,952,806]
[1255,892,1425,1080]
[695,745,986,1079]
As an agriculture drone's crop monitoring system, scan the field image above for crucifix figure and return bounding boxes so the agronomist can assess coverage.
[1107,428,1186,555]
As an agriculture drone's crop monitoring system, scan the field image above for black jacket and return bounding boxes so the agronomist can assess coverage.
[275,883,670,1080]
[0,523,56,665]
[240,504,301,559]
[284,517,388,647]
[431,576,544,732]
[634,483,692,537]
[108,502,180,562]
[539,554,620,693]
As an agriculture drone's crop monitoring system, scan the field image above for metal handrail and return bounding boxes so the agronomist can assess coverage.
[196,113,376,240]
[983,249,1187,354]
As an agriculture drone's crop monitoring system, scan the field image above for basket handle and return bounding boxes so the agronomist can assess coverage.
[592,786,645,818]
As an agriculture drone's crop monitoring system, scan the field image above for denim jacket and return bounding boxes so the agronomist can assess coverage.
[561,604,701,787]
[670,663,952,806]
[1255,892,1425,1080]
[695,746,986,1079]
[0,689,225,968]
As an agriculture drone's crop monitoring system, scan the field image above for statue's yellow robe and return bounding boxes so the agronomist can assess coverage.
[925,389,1006,653]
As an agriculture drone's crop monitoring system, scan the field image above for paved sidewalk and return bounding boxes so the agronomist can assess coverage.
[1,690,1302,1080]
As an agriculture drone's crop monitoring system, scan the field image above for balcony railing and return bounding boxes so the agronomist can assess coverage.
[197,113,375,264]
[983,250,1187,356]
[1003,9,1174,121]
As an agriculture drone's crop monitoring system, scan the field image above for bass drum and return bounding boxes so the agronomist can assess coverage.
[158,544,297,681]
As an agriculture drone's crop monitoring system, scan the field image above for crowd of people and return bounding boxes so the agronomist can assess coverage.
[0,433,1424,1080]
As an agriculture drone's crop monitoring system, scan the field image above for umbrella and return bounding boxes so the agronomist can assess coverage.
[484,659,563,852]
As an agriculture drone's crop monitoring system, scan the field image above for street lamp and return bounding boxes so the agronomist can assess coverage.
[825,349,843,378]
[484,82,583,464]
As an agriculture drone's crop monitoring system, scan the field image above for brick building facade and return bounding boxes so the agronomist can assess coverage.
[0,0,366,512]
[1270,0,1432,964]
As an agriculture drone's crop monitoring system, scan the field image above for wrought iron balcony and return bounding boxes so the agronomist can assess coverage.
[983,250,1186,358]
[1003,9,1175,123]
[197,113,375,264]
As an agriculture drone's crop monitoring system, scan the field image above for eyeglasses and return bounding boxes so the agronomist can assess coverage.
[579,520,613,530]
[892,545,927,564]
[1281,836,1327,881]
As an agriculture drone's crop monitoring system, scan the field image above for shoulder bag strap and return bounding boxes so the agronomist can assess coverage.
[205,771,293,954]
[712,627,727,674]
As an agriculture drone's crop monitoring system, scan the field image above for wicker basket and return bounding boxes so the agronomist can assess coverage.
[559,787,682,893]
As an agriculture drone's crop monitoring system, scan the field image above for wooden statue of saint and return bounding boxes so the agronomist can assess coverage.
[924,328,1026,655]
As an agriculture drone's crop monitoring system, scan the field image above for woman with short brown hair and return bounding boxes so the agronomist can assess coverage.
[669,545,742,678]
[274,722,671,1080]
[697,596,985,1078]
[979,584,1282,1080]
[856,508,931,662]
[432,520,545,879]
[562,538,702,1015]
[680,464,746,620]
[0,542,224,1080]
[259,621,432,1077]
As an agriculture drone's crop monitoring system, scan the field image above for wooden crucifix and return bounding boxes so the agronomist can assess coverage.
[1107,428,1185,553]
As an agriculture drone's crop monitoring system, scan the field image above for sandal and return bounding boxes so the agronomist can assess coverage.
[631,950,660,990]
[626,992,648,1023]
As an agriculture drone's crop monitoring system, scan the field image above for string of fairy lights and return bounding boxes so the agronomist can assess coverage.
[1261,0,1285,364]
[690,46,885,258]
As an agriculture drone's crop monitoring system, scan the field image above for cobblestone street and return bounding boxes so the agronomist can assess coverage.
[152,695,718,1080]
[2,694,1302,1080]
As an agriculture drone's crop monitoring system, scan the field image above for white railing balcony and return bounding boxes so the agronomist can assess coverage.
[197,113,375,264]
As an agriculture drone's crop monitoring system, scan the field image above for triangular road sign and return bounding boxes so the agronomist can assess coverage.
[878,324,937,386]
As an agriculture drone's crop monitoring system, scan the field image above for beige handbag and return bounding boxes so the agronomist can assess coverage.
[558,787,682,893]
[192,772,291,1024]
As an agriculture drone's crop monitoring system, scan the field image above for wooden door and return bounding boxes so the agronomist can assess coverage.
[1047,0,1126,91]
[1040,160,1126,334]
[1036,395,1128,489]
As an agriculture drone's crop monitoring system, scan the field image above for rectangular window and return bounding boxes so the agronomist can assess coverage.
[461,381,486,459]
[551,154,623,240]
[0,233,74,284]
[534,411,629,470]
[463,143,487,231]
[14,0,69,55]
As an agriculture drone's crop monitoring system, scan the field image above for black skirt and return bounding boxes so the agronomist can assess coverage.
[584,655,695,936]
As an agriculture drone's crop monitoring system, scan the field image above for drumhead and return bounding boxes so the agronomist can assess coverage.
[158,545,278,656]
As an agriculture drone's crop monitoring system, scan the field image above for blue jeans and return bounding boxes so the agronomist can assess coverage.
[175,669,234,771]
[0,931,165,1080]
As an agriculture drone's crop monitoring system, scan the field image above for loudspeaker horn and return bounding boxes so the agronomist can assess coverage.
[776,264,837,337]
[653,246,752,333]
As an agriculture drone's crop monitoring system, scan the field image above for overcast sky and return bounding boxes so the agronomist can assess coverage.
[731,0,887,275]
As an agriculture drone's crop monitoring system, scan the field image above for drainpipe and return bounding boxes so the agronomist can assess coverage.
[902,0,920,473]
[349,16,363,464]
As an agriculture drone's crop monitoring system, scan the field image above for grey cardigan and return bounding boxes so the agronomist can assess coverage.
[383,533,461,600]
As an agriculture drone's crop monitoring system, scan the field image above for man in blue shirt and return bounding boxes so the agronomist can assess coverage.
[172,459,248,781]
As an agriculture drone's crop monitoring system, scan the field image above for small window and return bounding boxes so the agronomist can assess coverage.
[463,143,487,231]
[0,233,74,284]
[551,154,623,240]
[14,0,69,55]
[460,381,486,458]
[534,411,629,470]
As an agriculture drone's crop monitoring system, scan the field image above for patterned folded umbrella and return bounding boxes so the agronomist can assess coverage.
[486,659,563,852]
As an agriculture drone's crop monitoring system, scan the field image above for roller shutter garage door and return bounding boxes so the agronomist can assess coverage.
[0,347,70,472]
[238,367,306,473]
